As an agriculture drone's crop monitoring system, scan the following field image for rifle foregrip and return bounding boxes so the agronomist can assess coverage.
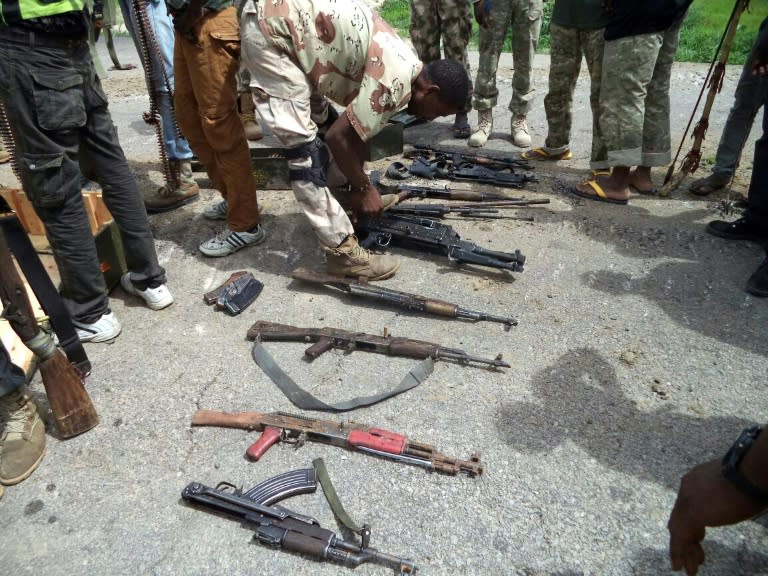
[246,426,282,461]
[423,300,458,317]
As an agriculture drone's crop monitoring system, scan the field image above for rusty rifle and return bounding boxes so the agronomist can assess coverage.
[191,409,483,477]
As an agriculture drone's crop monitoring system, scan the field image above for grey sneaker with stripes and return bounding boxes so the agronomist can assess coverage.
[198,225,266,257]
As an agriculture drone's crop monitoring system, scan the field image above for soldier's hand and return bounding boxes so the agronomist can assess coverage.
[473,0,491,29]
[348,184,384,222]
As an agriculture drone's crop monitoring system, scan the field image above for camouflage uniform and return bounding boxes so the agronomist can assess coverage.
[599,19,684,167]
[409,0,473,110]
[472,0,543,114]
[240,0,421,248]
[543,22,606,164]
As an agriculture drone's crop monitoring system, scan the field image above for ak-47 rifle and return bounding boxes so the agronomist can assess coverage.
[182,468,418,574]
[356,213,526,272]
[246,320,510,369]
[290,267,517,328]
[191,409,484,477]
[372,170,513,202]
[407,144,531,171]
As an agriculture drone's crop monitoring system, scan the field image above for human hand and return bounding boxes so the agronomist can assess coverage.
[347,183,384,223]
[473,0,492,29]
[668,459,768,575]
[174,6,204,44]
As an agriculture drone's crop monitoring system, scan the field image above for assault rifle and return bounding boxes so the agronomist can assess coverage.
[356,213,526,272]
[191,409,484,477]
[182,471,418,574]
[291,267,517,328]
[372,170,512,202]
[407,144,532,171]
[246,320,510,369]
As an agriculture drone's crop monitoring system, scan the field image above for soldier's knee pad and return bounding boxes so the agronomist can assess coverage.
[285,137,329,187]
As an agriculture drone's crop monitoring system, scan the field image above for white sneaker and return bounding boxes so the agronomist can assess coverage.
[203,200,228,220]
[120,273,174,310]
[73,311,122,343]
[511,114,531,148]
[199,225,266,257]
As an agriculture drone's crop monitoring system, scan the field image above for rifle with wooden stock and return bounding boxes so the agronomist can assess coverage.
[191,409,483,477]
[246,320,510,369]
[290,267,517,328]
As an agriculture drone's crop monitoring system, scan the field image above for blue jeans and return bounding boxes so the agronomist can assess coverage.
[119,0,194,161]
[712,18,768,177]
[0,27,166,323]
[0,342,25,398]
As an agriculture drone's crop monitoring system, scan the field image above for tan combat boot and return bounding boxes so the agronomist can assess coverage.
[468,109,493,148]
[511,113,532,148]
[0,387,46,485]
[144,159,200,214]
[239,92,263,141]
[325,235,400,281]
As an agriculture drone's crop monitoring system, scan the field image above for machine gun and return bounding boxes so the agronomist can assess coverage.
[182,468,418,574]
[290,267,517,328]
[356,214,525,272]
[191,409,484,477]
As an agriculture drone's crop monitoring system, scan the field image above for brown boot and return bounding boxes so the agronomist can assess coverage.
[144,160,200,214]
[325,235,400,280]
[239,92,263,141]
[0,387,46,485]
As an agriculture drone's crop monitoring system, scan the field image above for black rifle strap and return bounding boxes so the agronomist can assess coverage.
[250,340,433,412]
[0,201,91,374]
[312,458,365,537]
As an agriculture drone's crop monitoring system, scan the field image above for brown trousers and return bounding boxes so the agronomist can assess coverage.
[173,7,259,231]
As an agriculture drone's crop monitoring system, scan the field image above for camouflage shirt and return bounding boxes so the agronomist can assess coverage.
[257,0,422,142]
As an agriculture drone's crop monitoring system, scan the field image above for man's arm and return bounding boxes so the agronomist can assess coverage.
[667,425,768,576]
[323,112,384,221]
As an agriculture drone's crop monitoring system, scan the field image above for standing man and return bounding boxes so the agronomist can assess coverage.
[468,0,543,148]
[689,17,768,196]
[0,0,174,342]
[409,0,475,139]
[239,0,469,280]
[166,0,264,257]
[706,21,768,297]
[118,0,200,213]
[571,0,693,204]
[522,0,608,164]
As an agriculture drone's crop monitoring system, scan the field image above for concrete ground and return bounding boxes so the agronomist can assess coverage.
[1,37,767,576]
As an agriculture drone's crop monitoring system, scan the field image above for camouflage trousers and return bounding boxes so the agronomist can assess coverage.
[543,23,605,163]
[472,0,543,114]
[240,0,353,248]
[598,21,683,168]
[409,0,473,110]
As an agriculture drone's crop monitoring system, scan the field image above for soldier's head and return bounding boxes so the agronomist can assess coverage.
[408,59,470,120]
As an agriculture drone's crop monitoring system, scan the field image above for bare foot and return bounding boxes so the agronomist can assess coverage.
[629,168,656,194]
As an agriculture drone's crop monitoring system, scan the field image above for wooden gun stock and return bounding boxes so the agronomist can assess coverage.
[0,232,98,438]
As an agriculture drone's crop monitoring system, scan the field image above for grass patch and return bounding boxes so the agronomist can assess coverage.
[377,0,767,64]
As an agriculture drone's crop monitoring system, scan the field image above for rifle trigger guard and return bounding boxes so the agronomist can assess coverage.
[374,232,392,248]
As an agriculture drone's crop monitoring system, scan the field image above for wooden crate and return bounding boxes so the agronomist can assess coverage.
[0,188,118,375]
[0,188,114,236]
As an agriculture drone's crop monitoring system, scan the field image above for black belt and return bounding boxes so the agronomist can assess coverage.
[0,26,87,49]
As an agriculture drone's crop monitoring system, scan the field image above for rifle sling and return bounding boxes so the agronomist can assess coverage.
[312,457,364,536]
[250,340,433,412]
[0,203,90,374]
